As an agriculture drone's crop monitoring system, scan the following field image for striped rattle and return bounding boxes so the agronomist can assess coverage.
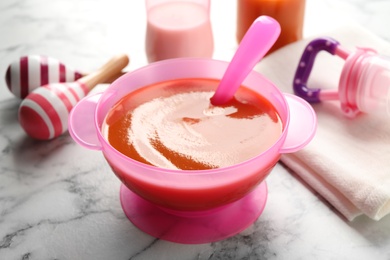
[6,55,84,99]
[19,54,130,140]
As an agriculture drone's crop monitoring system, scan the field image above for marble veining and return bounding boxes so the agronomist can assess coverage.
[1,0,390,259]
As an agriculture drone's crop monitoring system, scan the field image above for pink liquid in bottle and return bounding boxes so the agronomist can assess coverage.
[145,1,214,63]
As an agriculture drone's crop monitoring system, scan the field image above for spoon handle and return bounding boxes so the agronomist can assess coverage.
[211,16,280,105]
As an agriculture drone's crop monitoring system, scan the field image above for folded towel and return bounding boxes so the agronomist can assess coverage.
[256,25,390,221]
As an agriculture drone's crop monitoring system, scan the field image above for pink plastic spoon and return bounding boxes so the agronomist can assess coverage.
[210,16,281,105]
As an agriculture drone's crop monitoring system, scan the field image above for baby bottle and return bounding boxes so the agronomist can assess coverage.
[236,0,306,54]
[293,37,390,118]
[145,0,214,63]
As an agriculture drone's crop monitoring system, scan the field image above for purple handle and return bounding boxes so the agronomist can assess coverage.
[293,38,340,103]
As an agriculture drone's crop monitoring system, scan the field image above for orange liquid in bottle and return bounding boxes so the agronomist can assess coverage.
[237,0,306,54]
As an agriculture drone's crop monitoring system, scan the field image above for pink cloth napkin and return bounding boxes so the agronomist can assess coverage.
[256,25,390,221]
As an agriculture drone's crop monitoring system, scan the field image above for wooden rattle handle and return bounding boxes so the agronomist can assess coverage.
[79,54,130,91]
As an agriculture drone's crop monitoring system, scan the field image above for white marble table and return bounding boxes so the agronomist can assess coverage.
[1,0,390,259]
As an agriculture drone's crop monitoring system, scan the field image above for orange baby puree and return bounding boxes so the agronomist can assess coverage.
[103,78,282,170]
[237,0,305,54]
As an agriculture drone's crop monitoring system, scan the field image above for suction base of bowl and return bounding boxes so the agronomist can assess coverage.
[119,181,268,244]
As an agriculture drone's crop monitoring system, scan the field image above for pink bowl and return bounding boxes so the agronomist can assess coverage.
[68,58,316,244]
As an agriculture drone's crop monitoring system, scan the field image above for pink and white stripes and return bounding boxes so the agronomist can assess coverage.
[19,82,89,140]
[6,55,83,99]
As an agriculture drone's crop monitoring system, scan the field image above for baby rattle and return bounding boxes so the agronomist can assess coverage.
[19,54,130,140]
[5,55,125,99]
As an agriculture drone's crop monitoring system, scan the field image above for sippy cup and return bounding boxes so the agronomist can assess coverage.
[68,58,316,244]
[294,37,390,118]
